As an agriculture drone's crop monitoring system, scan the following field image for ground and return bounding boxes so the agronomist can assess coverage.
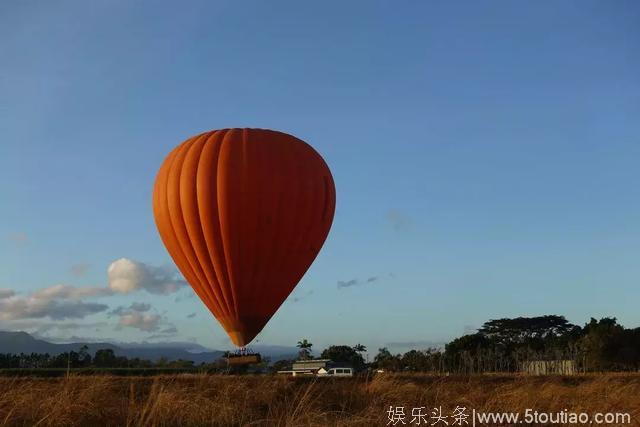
[0,373,638,426]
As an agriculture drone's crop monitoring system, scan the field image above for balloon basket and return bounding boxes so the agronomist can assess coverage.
[226,349,262,366]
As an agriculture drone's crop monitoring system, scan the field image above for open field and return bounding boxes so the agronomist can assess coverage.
[0,373,639,426]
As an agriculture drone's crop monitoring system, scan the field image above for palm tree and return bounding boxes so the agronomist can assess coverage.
[353,343,367,353]
[354,343,368,363]
[297,339,313,360]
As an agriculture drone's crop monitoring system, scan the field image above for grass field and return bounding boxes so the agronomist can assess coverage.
[0,373,638,426]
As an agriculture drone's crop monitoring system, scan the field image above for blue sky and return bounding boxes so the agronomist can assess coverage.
[1,1,639,354]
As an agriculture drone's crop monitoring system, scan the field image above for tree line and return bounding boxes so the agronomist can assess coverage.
[0,347,198,370]
[1,315,638,373]
[282,315,640,373]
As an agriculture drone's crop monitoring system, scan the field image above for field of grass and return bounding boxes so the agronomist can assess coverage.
[0,373,638,426]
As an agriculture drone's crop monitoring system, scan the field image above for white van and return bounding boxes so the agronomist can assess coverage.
[318,367,353,377]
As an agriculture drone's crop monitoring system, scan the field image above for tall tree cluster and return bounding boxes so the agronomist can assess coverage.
[368,315,640,373]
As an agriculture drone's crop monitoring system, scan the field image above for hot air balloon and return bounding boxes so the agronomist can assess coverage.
[152,128,335,348]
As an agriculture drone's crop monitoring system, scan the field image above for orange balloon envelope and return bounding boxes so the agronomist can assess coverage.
[152,129,336,347]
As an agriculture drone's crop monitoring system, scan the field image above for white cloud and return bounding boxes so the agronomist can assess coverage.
[0,258,183,331]
[0,283,111,321]
[110,302,172,333]
[119,312,162,332]
[108,258,186,295]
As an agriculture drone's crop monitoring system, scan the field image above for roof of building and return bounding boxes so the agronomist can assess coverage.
[291,359,354,371]
[293,359,331,364]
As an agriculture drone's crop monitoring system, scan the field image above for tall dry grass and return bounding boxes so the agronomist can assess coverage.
[0,373,638,426]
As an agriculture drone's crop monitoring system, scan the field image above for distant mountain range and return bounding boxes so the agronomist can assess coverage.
[0,331,298,364]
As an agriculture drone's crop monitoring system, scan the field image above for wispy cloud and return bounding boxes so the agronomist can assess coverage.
[33,284,112,300]
[39,334,115,344]
[174,291,195,303]
[337,279,358,289]
[7,233,27,246]
[145,325,180,340]
[160,326,178,334]
[38,321,108,332]
[385,340,445,351]
[29,321,109,339]
[0,296,108,321]
[292,290,314,303]
[386,210,411,231]
[109,302,151,317]
[0,289,15,299]
[337,275,385,290]
[70,263,90,278]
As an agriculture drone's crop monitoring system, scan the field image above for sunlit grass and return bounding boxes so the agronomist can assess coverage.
[0,373,638,426]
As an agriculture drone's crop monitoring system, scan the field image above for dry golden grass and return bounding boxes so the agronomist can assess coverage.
[0,373,638,426]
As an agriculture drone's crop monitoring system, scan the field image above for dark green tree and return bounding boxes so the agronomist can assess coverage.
[270,359,294,373]
[478,315,579,344]
[93,349,117,367]
[372,347,401,371]
[321,345,365,371]
[579,317,625,371]
[78,345,91,367]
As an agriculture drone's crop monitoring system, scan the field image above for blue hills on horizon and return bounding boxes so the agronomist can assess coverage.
[0,330,298,364]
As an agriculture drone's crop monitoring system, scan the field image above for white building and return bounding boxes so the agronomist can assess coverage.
[277,359,354,377]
